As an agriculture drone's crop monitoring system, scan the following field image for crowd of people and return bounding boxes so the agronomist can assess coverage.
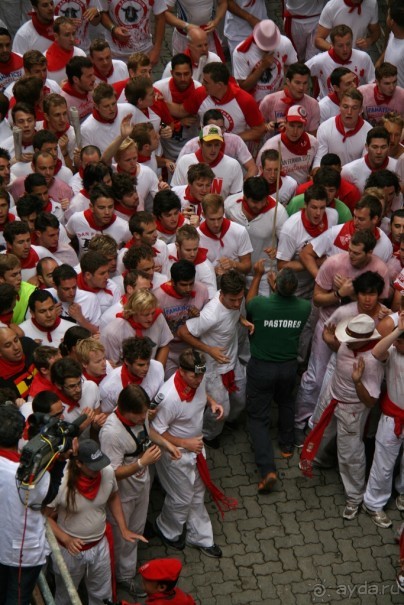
[0,0,404,603]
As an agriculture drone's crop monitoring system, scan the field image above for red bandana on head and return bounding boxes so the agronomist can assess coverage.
[281,131,311,156]
[199,217,231,247]
[76,272,113,296]
[0,53,23,75]
[30,11,55,41]
[115,308,162,337]
[31,317,61,342]
[300,208,328,238]
[83,208,117,231]
[62,81,89,100]
[155,213,185,235]
[46,42,74,72]
[120,363,143,388]
[174,370,196,401]
[328,47,352,65]
[160,280,195,299]
[335,114,364,142]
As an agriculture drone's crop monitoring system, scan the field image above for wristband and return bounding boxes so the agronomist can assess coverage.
[138,458,144,469]
[109,23,116,33]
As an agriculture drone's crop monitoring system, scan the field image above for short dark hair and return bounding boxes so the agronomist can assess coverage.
[390,0,404,29]
[59,326,91,356]
[375,62,397,81]
[33,129,58,151]
[202,108,224,125]
[203,62,230,85]
[11,102,35,122]
[320,153,341,167]
[53,264,77,286]
[89,183,114,206]
[243,176,269,201]
[171,53,192,70]
[350,229,377,253]
[153,190,181,217]
[16,194,43,219]
[365,169,400,194]
[33,345,60,371]
[170,259,196,283]
[83,162,112,192]
[129,211,155,236]
[80,250,110,275]
[122,337,153,363]
[0,405,25,448]
[66,56,93,84]
[32,390,61,413]
[125,77,153,106]
[0,283,17,313]
[24,173,47,192]
[329,67,353,87]
[117,384,150,414]
[112,172,137,201]
[355,195,383,219]
[0,92,10,120]
[330,24,353,43]
[35,212,60,233]
[3,221,30,245]
[51,358,82,387]
[366,126,390,146]
[352,271,385,296]
[286,63,310,81]
[187,163,215,183]
[313,167,341,189]
[276,268,298,297]
[304,185,327,205]
[123,244,154,271]
[89,37,110,55]
[28,289,55,312]
[220,270,245,295]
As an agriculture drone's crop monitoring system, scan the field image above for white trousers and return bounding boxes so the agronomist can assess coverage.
[53,536,112,605]
[364,414,404,511]
[285,15,320,62]
[156,450,214,547]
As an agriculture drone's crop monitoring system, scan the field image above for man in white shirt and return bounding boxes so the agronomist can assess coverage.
[259,149,298,207]
[3,221,58,281]
[257,105,318,185]
[313,88,372,169]
[44,17,86,84]
[233,20,297,103]
[306,24,375,99]
[90,37,128,85]
[341,126,397,193]
[379,1,404,88]
[224,0,269,57]
[318,66,358,123]
[13,0,55,55]
[41,94,77,167]
[358,62,404,126]
[76,250,120,315]
[4,49,62,102]
[19,289,71,347]
[283,0,325,62]
[0,28,24,94]
[54,0,101,53]
[171,125,243,200]
[34,212,79,267]
[60,56,96,122]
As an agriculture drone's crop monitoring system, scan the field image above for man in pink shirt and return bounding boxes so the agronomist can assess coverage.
[359,62,404,127]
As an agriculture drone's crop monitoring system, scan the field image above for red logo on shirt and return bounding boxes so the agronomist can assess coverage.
[211,178,223,195]
[216,109,234,132]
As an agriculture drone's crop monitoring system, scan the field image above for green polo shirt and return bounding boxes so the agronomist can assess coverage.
[286,194,352,224]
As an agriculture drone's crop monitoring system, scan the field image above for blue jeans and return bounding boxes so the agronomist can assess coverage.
[0,563,43,605]
[246,357,298,478]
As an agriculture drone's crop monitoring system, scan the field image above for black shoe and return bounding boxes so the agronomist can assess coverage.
[153,522,185,550]
[203,436,221,449]
[188,543,222,558]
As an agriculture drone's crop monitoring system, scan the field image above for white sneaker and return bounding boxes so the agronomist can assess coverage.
[396,495,404,511]
[362,503,392,528]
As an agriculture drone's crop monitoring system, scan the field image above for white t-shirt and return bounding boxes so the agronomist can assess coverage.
[171,152,243,199]
[341,156,397,193]
[61,379,100,425]
[12,20,54,55]
[233,37,297,102]
[318,0,378,46]
[94,60,129,85]
[47,286,102,326]
[19,316,72,348]
[313,115,372,168]
[65,210,131,257]
[319,94,340,123]
[383,33,404,88]
[80,103,135,153]
[311,223,393,264]
[197,219,253,266]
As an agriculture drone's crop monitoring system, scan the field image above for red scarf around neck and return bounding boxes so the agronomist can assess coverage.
[29,372,53,398]
[335,114,364,142]
[76,471,102,500]
[195,147,225,168]
[83,369,106,386]
[116,308,162,337]
[93,63,113,82]
[31,316,61,342]
[43,119,70,140]
[0,449,20,462]
[281,131,311,156]
[92,108,117,124]
[0,355,26,380]
[281,86,302,106]
[168,77,196,104]
[46,42,74,72]
[115,407,137,427]
[80,188,90,199]
[239,195,276,219]
[364,154,389,172]
[373,84,393,106]
[343,0,362,13]
[174,370,196,402]
[155,213,185,235]
[84,208,117,231]
[333,220,380,251]
[184,186,203,215]
[301,208,328,238]
[0,213,15,232]
[30,11,55,41]
[199,217,231,247]
[62,80,89,100]
[114,201,136,217]
[194,247,208,265]
[328,91,340,106]
[121,363,143,388]
[76,272,113,296]
[19,247,39,269]
[161,281,195,299]
[211,82,237,106]
[236,34,255,53]
[328,47,352,65]
[0,310,13,326]
[0,53,23,75]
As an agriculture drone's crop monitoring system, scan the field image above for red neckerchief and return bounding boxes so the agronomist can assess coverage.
[199,217,231,247]
[0,449,20,462]
[328,47,352,65]
[0,355,26,381]
[46,42,74,72]
[77,272,113,296]
[236,34,255,53]
[333,220,380,251]
[92,63,113,82]
[335,114,364,142]
[53,159,63,175]
[18,247,39,269]
[137,153,151,163]
[183,47,199,67]
[83,208,117,231]
[195,147,224,168]
[381,392,404,438]
[114,201,135,217]
[194,247,208,265]
[43,119,70,140]
[281,86,301,106]
[80,188,90,199]
[168,77,196,104]
[352,340,377,357]
[344,0,362,14]
[116,308,162,337]
[53,383,80,412]
[121,363,143,388]
[30,11,55,41]
[373,84,393,106]
[211,82,237,106]
[238,195,276,219]
[300,208,329,237]
[364,153,389,172]
[61,80,89,100]
[161,280,195,299]
[124,237,135,249]
[92,107,117,124]
[117,164,137,177]
[155,213,185,235]
[174,370,196,401]
[29,372,53,398]
[115,407,137,426]
[0,310,13,325]
[267,178,283,195]
[184,186,203,216]
[83,369,106,385]
[0,213,15,232]
[76,471,102,500]
[0,53,23,75]
[280,131,311,156]
[31,316,61,342]
[328,91,340,106]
